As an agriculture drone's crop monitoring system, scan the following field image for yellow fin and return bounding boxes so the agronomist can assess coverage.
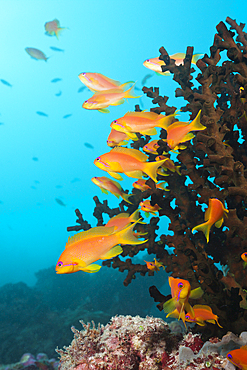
[109,179,123,191]
[98,108,110,113]
[100,245,123,260]
[144,158,167,182]
[192,54,203,64]
[163,297,176,313]
[116,219,148,245]
[192,222,211,243]
[124,111,158,120]
[206,319,216,325]
[140,128,157,136]
[108,171,123,180]
[66,226,115,247]
[205,206,210,221]
[80,263,102,273]
[124,170,144,179]
[101,188,109,195]
[111,147,148,162]
[189,287,204,299]
[193,304,212,312]
[121,193,133,204]
[180,132,195,143]
[215,217,224,228]
[189,110,206,131]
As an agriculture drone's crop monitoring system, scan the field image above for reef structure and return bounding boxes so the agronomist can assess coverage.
[67,17,247,338]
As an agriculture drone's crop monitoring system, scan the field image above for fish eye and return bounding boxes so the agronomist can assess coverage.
[113,120,117,123]
[245,253,247,257]
[96,157,100,161]
[57,261,63,267]
[227,354,232,359]
[146,59,150,62]
[84,100,88,103]
[185,315,189,319]
[178,282,183,289]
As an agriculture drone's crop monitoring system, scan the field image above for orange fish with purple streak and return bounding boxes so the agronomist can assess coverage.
[192,198,228,243]
[227,346,247,370]
[105,209,145,232]
[143,140,161,154]
[184,305,222,327]
[107,128,131,147]
[163,277,203,328]
[155,155,181,175]
[133,179,151,192]
[139,199,161,217]
[78,72,133,92]
[91,176,132,204]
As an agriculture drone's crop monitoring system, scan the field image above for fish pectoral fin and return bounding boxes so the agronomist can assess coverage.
[108,171,123,180]
[98,108,110,113]
[196,320,206,326]
[80,264,102,273]
[144,212,150,218]
[141,128,157,136]
[190,287,204,299]
[124,170,144,179]
[101,188,109,195]
[111,98,125,106]
[180,132,195,143]
[215,217,224,228]
[163,297,176,313]
[100,245,123,260]
[206,319,216,325]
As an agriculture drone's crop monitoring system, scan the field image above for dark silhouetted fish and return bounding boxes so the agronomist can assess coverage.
[84,142,94,149]
[0,79,12,87]
[63,114,72,119]
[55,91,62,97]
[32,157,39,161]
[36,111,48,117]
[134,86,141,91]
[141,73,153,85]
[50,46,64,52]
[55,198,66,206]
[51,78,62,83]
[77,86,86,93]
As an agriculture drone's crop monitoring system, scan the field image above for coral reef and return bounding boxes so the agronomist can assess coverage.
[57,315,247,370]
[0,353,58,370]
[68,17,247,338]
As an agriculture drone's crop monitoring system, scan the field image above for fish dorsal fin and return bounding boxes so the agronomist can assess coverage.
[124,111,159,120]
[170,52,185,59]
[66,226,115,247]
[193,304,213,312]
[98,74,121,86]
[215,217,224,228]
[167,121,189,132]
[108,178,122,191]
[111,147,148,161]
[240,345,247,351]
[108,213,130,222]
[190,287,204,299]
[204,205,211,221]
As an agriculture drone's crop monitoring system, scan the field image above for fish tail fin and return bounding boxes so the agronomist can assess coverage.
[192,221,211,243]
[144,159,167,183]
[116,219,148,245]
[129,209,142,223]
[192,53,203,64]
[157,112,177,130]
[119,81,135,90]
[189,110,206,131]
[55,27,66,39]
[124,83,142,99]
[121,192,133,204]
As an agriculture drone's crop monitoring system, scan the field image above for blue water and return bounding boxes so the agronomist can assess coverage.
[0,0,245,287]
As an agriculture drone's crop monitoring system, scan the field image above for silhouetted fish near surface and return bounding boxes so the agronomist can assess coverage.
[63,114,72,119]
[25,47,48,61]
[0,79,12,87]
[50,46,64,52]
[77,86,86,93]
[51,78,62,83]
[84,142,94,149]
[32,157,39,161]
[55,91,62,97]
[141,74,153,85]
[36,111,48,117]
[55,198,66,206]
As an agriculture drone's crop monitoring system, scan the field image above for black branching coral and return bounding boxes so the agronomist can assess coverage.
[68,18,247,338]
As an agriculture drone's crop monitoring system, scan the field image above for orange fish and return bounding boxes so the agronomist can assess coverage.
[184,305,222,328]
[107,129,131,147]
[25,47,48,61]
[156,181,169,191]
[163,277,203,327]
[241,252,247,268]
[44,19,66,39]
[192,198,229,243]
[56,220,147,274]
[82,84,140,113]
[144,258,165,272]
[143,53,202,75]
[143,140,161,154]
[139,199,161,217]
[78,72,133,92]
[164,110,206,150]
[132,179,151,191]
[94,147,167,182]
[155,155,181,175]
[105,209,145,232]
[227,346,247,370]
[110,111,176,138]
[91,176,132,204]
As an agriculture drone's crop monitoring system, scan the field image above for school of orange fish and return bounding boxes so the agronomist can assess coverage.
[31,20,247,367]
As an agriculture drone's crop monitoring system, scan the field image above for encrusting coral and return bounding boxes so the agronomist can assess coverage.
[67,17,247,339]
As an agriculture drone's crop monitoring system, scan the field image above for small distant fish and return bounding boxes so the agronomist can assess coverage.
[139,199,161,217]
[50,46,64,52]
[0,122,4,125]
[55,198,66,206]
[84,142,94,149]
[44,19,66,39]
[63,114,72,119]
[71,177,81,183]
[77,86,86,93]
[55,91,62,97]
[55,185,63,189]
[32,157,39,161]
[141,74,153,85]
[92,176,133,204]
[31,186,37,190]
[144,258,165,272]
[134,86,141,91]
[0,200,3,204]
[34,180,40,184]
[0,79,12,87]
[25,47,48,61]
[36,111,48,117]
[51,78,62,83]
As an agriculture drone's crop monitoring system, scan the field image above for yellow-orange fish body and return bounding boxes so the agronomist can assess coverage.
[143,140,160,154]
[78,72,132,92]
[25,47,48,61]
[155,155,181,175]
[44,19,66,39]
[139,199,161,217]
[107,129,131,147]
[165,110,205,150]
[192,198,229,243]
[56,221,147,274]
[105,209,144,232]
[132,179,151,191]
[185,305,222,327]
[94,147,167,182]
[82,85,140,113]
[227,346,247,370]
[111,111,175,137]
[145,258,164,272]
[91,176,132,203]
